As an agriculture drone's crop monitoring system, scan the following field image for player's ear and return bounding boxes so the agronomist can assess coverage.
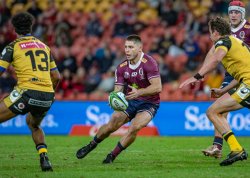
[138,44,142,51]
[214,29,220,36]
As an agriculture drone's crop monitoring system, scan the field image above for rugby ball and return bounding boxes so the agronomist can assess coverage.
[108,92,128,111]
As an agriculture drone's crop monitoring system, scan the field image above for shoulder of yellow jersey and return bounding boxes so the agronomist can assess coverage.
[141,58,147,63]
[119,61,127,67]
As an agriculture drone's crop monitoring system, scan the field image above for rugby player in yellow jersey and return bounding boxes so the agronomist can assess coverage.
[202,0,250,159]
[0,12,60,171]
[180,16,248,166]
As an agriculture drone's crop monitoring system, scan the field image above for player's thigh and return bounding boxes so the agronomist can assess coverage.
[0,100,16,123]
[210,93,243,114]
[27,112,45,127]
[108,111,130,128]
[130,111,152,130]
[26,90,54,126]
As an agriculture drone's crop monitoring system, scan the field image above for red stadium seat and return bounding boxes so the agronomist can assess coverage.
[55,93,63,100]
[76,93,88,100]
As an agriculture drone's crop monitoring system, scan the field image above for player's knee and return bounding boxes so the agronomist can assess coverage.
[26,117,40,130]
[206,107,216,121]
[129,125,141,135]
[26,116,31,126]
[105,123,117,133]
[112,112,123,120]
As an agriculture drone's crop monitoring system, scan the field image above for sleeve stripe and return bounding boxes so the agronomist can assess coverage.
[148,75,160,80]
[215,46,228,53]
[0,66,6,72]
[50,67,58,71]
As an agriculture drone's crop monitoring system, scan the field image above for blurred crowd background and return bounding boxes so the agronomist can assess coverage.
[1,0,250,101]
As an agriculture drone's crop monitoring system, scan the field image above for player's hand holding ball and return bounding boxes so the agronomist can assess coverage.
[126,85,141,100]
[108,91,128,111]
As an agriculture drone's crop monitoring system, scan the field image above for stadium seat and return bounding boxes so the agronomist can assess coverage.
[58,46,69,58]
[168,90,183,101]
[88,93,102,101]
[55,93,63,100]
[182,93,195,101]
[76,50,86,66]
[101,93,109,101]
[64,92,76,100]
[196,93,209,101]
[76,93,88,100]
[70,44,82,57]
[11,3,24,15]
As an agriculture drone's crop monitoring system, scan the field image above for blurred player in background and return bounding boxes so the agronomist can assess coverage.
[180,16,248,166]
[0,12,60,171]
[76,35,162,164]
[202,0,250,159]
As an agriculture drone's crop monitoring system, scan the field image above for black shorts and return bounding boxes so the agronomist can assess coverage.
[123,100,159,120]
[4,87,55,117]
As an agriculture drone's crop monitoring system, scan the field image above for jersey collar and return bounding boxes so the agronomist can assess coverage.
[214,35,229,45]
[231,19,246,33]
[129,52,144,70]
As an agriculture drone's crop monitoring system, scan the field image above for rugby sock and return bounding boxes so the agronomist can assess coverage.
[91,135,103,146]
[213,136,223,150]
[111,142,125,157]
[223,131,242,152]
[36,143,48,154]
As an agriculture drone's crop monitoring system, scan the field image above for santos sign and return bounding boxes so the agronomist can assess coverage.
[0,101,249,136]
[184,105,250,131]
[155,102,250,136]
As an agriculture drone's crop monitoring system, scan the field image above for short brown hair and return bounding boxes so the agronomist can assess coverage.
[126,34,142,44]
[209,16,231,36]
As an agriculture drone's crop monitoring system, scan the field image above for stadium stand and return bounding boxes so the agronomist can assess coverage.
[1,0,249,101]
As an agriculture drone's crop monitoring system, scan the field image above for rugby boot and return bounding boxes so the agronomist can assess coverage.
[40,153,53,171]
[102,153,116,164]
[76,142,97,159]
[220,149,248,166]
[202,145,222,158]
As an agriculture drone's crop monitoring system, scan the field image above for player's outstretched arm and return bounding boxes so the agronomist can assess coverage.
[203,45,215,65]
[180,48,226,89]
[198,48,226,76]
[50,69,61,90]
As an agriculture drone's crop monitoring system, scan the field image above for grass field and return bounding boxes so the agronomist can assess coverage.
[0,136,249,178]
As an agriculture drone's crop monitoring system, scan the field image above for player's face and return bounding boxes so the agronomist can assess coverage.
[229,10,242,27]
[209,26,217,43]
[124,40,142,62]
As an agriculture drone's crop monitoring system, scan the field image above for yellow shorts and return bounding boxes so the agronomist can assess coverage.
[231,83,250,109]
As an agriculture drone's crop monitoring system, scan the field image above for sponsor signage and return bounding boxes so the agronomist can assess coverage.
[0,101,249,136]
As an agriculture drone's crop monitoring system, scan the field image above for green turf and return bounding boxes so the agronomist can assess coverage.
[0,136,249,178]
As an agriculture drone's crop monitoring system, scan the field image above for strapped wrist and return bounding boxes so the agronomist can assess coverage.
[193,73,204,80]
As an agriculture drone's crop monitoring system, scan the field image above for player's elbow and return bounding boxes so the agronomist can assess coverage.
[152,78,162,93]
[50,69,61,90]
[55,72,61,82]
[51,69,61,82]
[155,84,162,93]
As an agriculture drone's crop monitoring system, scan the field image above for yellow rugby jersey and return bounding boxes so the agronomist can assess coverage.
[215,35,250,85]
[0,36,57,92]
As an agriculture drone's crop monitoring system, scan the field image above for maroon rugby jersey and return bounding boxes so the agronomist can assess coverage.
[231,19,250,46]
[115,53,160,104]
